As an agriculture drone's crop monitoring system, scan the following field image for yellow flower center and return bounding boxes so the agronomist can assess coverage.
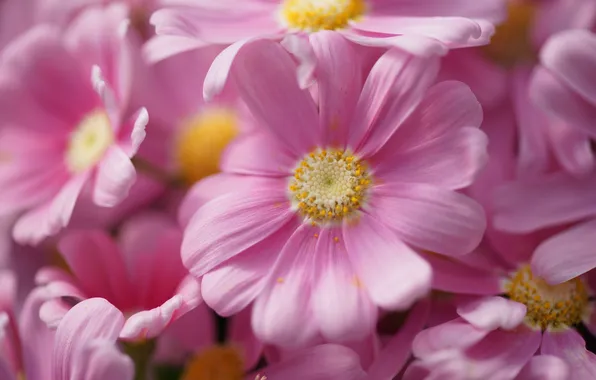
[482,1,537,67]
[181,345,244,380]
[66,110,113,173]
[175,108,239,185]
[504,265,589,330]
[280,0,366,32]
[289,149,371,224]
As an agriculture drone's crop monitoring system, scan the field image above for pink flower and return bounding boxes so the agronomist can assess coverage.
[52,298,134,380]
[35,212,201,341]
[0,4,149,245]
[180,34,487,346]
[0,271,54,380]
[440,0,596,177]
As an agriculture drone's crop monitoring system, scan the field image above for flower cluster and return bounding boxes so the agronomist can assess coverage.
[1,0,595,379]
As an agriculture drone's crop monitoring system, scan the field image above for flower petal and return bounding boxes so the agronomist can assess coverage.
[514,355,569,380]
[541,329,596,379]
[72,339,134,380]
[343,213,431,310]
[457,296,527,331]
[93,146,136,208]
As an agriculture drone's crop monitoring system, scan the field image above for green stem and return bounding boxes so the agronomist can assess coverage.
[131,157,186,189]
[122,339,157,380]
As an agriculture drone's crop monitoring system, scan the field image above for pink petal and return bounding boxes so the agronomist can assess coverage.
[348,48,440,157]
[540,29,596,106]
[340,33,448,57]
[256,344,366,380]
[13,172,89,245]
[456,296,527,331]
[221,132,296,177]
[53,298,124,380]
[120,294,186,340]
[0,271,16,311]
[541,329,596,379]
[93,146,136,208]
[343,213,431,310]
[530,66,596,138]
[514,355,569,380]
[117,107,148,158]
[370,0,506,22]
[309,31,362,148]
[532,0,596,47]
[57,230,134,310]
[421,252,503,295]
[532,219,596,284]
[373,127,488,190]
[371,183,486,256]
[251,224,319,348]
[230,39,320,156]
[412,318,491,357]
[547,121,594,178]
[143,34,207,64]
[181,188,294,278]
[311,228,378,342]
[40,299,72,329]
[367,300,430,380]
[178,174,284,228]
[228,306,264,371]
[71,339,134,380]
[494,173,596,233]
[201,220,296,317]
[0,358,15,380]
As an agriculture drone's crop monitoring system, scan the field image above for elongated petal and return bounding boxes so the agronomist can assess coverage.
[72,339,134,380]
[541,329,596,379]
[93,146,136,207]
[457,296,526,331]
[514,355,569,380]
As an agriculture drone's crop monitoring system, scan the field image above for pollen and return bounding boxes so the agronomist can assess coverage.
[175,108,239,185]
[482,1,536,67]
[289,148,371,224]
[280,0,366,32]
[181,345,244,380]
[504,265,589,331]
[65,110,113,173]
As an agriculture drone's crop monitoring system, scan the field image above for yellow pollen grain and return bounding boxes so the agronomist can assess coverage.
[175,108,239,185]
[483,1,537,67]
[181,345,244,380]
[288,148,372,224]
[504,265,589,331]
[281,0,366,32]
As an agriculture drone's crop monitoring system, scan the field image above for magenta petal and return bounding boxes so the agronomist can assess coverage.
[412,318,490,357]
[19,288,54,380]
[182,188,294,278]
[311,229,377,342]
[93,146,136,207]
[457,296,526,331]
[71,339,134,380]
[348,48,440,157]
[0,270,16,311]
[228,307,264,371]
[53,298,124,380]
[343,213,431,310]
[144,34,207,63]
[367,300,430,380]
[514,355,569,380]
[541,329,596,379]
[532,219,596,284]
[251,224,319,348]
[231,39,320,156]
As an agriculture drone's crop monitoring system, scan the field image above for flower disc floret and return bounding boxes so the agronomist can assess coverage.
[280,0,366,31]
[505,265,589,330]
[289,149,371,224]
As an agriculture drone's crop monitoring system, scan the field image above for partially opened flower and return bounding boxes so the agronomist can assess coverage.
[52,298,134,380]
[0,4,148,245]
[35,212,201,341]
[180,33,487,347]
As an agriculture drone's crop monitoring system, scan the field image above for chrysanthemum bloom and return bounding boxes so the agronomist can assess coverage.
[52,298,134,380]
[0,271,54,380]
[406,237,596,379]
[35,212,201,341]
[180,33,488,346]
[494,29,596,283]
[440,0,596,177]
[0,5,149,245]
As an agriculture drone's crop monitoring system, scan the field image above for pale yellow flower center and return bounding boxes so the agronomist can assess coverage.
[66,110,113,173]
[504,265,589,330]
[289,149,371,224]
[483,1,537,67]
[175,108,239,185]
[181,345,244,380]
[280,0,366,31]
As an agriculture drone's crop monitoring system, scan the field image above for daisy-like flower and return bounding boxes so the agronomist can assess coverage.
[180,33,488,346]
[35,212,201,341]
[0,5,148,245]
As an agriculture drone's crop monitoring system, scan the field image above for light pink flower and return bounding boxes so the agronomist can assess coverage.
[0,4,149,245]
[35,212,201,341]
[440,0,596,177]
[0,271,54,380]
[180,33,487,346]
[52,298,134,380]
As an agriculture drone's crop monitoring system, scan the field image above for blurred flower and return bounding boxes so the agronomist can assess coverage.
[0,5,148,245]
[179,34,487,347]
